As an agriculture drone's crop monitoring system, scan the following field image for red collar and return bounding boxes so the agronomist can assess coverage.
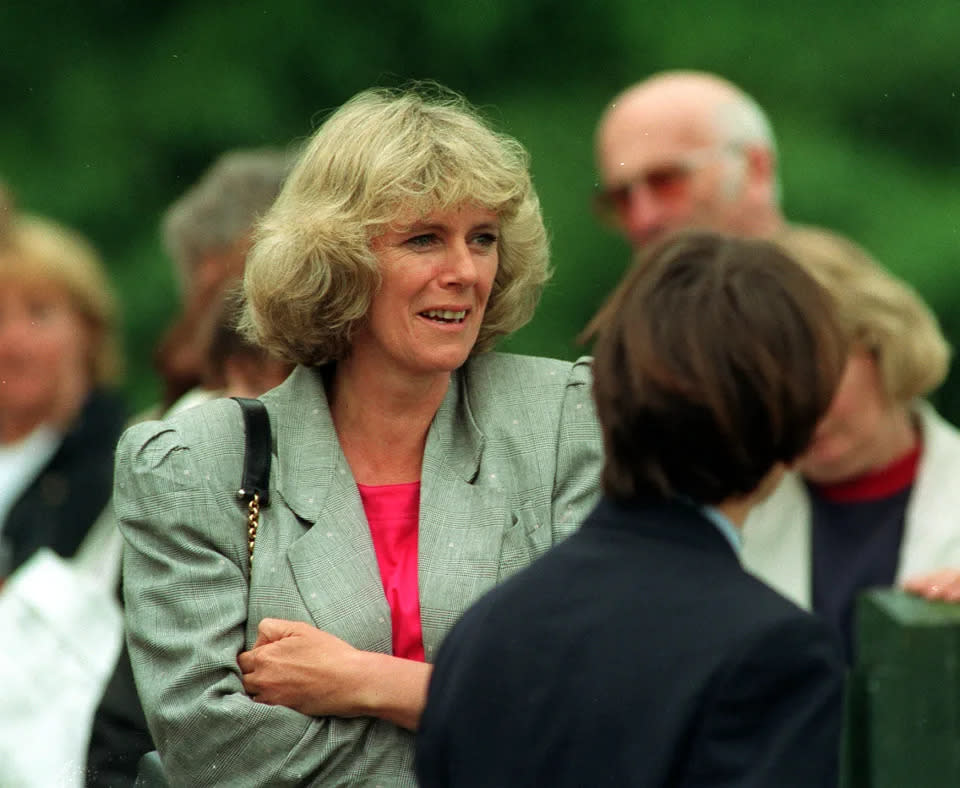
[810,442,922,503]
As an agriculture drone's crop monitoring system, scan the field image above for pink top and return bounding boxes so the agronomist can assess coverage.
[357,481,426,662]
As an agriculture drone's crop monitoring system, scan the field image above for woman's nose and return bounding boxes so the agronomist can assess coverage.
[440,241,479,287]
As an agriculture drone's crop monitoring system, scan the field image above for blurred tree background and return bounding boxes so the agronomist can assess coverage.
[2,0,958,419]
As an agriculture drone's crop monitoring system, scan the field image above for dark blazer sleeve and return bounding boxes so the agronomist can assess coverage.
[415,593,496,788]
[681,615,845,788]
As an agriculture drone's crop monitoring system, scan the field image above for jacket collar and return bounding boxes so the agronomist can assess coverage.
[259,363,498,658]
[262,364,485,524]
[585,495,740,560]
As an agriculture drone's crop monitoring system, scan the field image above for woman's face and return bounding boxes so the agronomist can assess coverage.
[795,347,893,483]
[0,278,93,433]
[353,204,499,379]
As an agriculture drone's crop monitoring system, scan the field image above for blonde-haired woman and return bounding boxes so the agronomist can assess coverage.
[0,204,126,579]
[115,84,602,786]
[742,225,960,661]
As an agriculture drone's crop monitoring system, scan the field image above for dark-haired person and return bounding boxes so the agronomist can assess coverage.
[416,232,848,788]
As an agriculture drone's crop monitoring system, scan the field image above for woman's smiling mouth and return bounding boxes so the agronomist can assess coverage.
[419,309,468,324]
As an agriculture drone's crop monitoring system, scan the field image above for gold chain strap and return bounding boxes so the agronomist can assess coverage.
[246,492,261,564]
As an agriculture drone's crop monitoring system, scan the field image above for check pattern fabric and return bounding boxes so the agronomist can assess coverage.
[115,353,603,787]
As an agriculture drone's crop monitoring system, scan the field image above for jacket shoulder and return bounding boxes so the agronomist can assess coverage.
[467,352,592,385]
[464,353,592,408]
[117,397,247,471]
[461,352,595,434]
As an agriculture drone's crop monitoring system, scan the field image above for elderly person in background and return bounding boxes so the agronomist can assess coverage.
[85,149,293,786]
[417,232,847,787]
[154,147,293,411]
[115,84,602,786]
[0,199,125,579]
[594,70,784,250]
[742,225,960,662]
[203,289,293,399]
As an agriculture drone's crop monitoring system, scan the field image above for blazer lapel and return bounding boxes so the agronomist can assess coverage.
[417,369,512,660]
[264,367,391,651]
[261,364,512,658]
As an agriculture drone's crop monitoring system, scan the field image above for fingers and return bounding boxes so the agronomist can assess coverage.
[241,618,314,675]
[253,617,305,648]
[903,568,960,601]
[254,617,288,647]
[237,648,276,704]
[237,648,256,674]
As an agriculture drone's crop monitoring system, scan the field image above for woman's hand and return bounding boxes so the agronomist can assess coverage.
[238,618,367,717]
[237,618,431,730]
[902,568,960,602]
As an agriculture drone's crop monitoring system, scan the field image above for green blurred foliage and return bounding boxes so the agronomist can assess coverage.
[2,0,959,420]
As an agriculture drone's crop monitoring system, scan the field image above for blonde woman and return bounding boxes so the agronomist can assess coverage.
[0,204,125,578]
[0,198,126,785]
[742,225,960,661]
[115,84,602,786]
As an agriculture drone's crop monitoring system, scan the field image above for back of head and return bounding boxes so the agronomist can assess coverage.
[162,147,295,294]
[156,148,293,406]
[589,231,847,504]
[0,211,120,385]
[241,82,550,366]
[774,225,950,403]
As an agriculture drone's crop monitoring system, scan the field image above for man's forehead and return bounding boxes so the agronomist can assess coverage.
[598,100,717,177]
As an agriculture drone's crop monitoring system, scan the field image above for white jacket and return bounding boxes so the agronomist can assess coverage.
[742,400,960,609]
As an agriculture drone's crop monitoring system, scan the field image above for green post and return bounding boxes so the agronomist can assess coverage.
[846,589,960,787]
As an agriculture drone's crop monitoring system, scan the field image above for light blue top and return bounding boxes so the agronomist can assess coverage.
[701,504,742,555]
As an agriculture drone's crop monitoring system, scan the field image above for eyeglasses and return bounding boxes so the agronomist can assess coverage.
[593,146,740,223]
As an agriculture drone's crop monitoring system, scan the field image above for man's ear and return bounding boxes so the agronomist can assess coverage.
[739,145,779,210]
[746,146,777,188]
[748,144,773,174]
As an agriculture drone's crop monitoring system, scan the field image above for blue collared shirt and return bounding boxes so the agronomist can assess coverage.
[700,504,743,555]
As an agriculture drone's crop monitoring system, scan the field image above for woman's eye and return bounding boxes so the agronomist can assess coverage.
[27,301,56,321]
[406,233,438,249]
[472,232,498,249]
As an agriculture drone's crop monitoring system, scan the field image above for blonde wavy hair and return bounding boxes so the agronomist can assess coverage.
[240,83,550,365]
[774,225,949,402]
[0,214,121,384]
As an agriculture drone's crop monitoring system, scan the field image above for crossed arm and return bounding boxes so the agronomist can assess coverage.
[237,618,431,731]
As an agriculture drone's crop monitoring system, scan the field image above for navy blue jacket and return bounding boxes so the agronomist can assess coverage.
[1,389,126,576]
[417,496,845,788]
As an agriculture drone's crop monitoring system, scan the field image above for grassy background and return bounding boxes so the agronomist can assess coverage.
[3,0,958,418]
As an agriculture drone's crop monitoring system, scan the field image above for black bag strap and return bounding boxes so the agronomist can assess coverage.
[233,396,272,506]
[232,397,271,563]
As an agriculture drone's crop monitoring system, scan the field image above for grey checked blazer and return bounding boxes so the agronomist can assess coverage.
[115,353,602,787]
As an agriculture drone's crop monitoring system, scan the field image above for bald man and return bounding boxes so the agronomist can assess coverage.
[595,71,784,248]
